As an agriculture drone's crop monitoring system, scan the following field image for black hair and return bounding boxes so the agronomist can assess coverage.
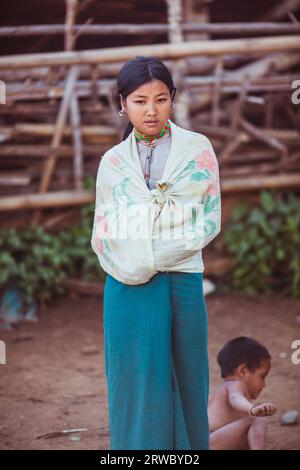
[111,56,177,141]
[217,336,271,378]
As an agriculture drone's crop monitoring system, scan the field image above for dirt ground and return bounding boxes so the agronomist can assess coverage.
[0,285,300,450]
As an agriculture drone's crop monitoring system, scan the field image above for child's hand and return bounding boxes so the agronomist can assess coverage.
[249,403,278,417]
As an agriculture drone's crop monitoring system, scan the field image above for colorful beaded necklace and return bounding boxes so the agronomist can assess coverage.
[133,119,171,144]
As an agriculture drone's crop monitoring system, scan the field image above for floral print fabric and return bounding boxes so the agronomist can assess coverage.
[91,119,221,285]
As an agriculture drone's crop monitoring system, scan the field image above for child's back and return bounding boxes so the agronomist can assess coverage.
[209,381,251,432]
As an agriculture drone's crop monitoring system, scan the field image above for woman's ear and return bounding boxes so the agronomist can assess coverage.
[119,94,125,109]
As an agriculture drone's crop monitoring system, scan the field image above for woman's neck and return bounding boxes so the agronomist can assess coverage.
[133,119,171,144]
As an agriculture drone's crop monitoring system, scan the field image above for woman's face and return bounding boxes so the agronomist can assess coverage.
[121,79,172,135]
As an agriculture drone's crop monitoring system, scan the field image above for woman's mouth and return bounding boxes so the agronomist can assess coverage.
[145,121,159,126]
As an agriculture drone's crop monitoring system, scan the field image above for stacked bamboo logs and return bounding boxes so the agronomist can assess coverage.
[0,0,300,232]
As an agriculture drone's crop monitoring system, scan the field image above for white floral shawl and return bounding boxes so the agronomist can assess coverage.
[91,119,221,284]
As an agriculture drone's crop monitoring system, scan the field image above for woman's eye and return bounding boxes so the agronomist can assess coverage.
[134,99,166,104]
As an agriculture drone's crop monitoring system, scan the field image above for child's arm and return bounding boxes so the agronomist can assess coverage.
[227,382,277,416]
[227,381,254,414]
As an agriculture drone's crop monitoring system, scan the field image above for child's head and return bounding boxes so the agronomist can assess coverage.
[217,337,271,399]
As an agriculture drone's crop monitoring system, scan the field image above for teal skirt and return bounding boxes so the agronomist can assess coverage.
[103,271,210,450]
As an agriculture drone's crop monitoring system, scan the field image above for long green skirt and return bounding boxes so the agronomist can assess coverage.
[103,271,210,450]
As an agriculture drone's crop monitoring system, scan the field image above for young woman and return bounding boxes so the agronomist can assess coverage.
[91,56,222,450]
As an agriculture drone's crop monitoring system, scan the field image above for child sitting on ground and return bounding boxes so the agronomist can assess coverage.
[208,336,278,450]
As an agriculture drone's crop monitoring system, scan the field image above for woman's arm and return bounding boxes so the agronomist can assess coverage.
[91,154,108,258]
[201,138,221,248]
[190,137,222,250]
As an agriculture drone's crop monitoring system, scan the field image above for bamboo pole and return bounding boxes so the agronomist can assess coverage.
[1,35,300,69]
[10,123,116,137]
[187,73,300,87]
[193,124,300,144]
[4,73,298,105]
[1,173,300,212]
[70,89,83,190]
[5,81,294,104]
[193,83,295,94]
[0,173,31,186]
[230,76,250,132]
[221,174,300,193]
[0,101,107,115]
[240,118,288,156]
[191,51,300,110]
[219,135,244,166]
[211,57,223,127]
[165,0,190,129]
[65,0,77,51]
[37,73,79,164]
[65,0,84,191]
[0,57,219,82]
[0,144,103,157]
[0,190,94,211]
[221,163,279,177]
[0,23,300,37]
[4,162,99,181]
[224,52,300,80]
[31,66,79,225]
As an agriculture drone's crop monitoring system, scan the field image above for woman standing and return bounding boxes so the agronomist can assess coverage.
[91,56,221,450]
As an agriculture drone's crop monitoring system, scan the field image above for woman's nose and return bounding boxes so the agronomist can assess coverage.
[147,103,156,113]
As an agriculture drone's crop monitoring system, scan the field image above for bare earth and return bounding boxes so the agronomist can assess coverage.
[0,288,300,450]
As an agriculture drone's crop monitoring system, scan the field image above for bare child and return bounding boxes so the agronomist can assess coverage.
[208,337,278,450]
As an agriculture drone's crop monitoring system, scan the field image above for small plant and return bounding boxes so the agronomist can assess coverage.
[0,176,106,306]
[0,225,69,305]
[223,190,300,298]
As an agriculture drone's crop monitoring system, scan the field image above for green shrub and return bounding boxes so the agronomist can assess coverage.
[0,225,69,304]
[223,190,300,298]
[0,176,106,305]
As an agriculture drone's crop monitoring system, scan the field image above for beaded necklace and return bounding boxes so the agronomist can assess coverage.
[133,119,171,144]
